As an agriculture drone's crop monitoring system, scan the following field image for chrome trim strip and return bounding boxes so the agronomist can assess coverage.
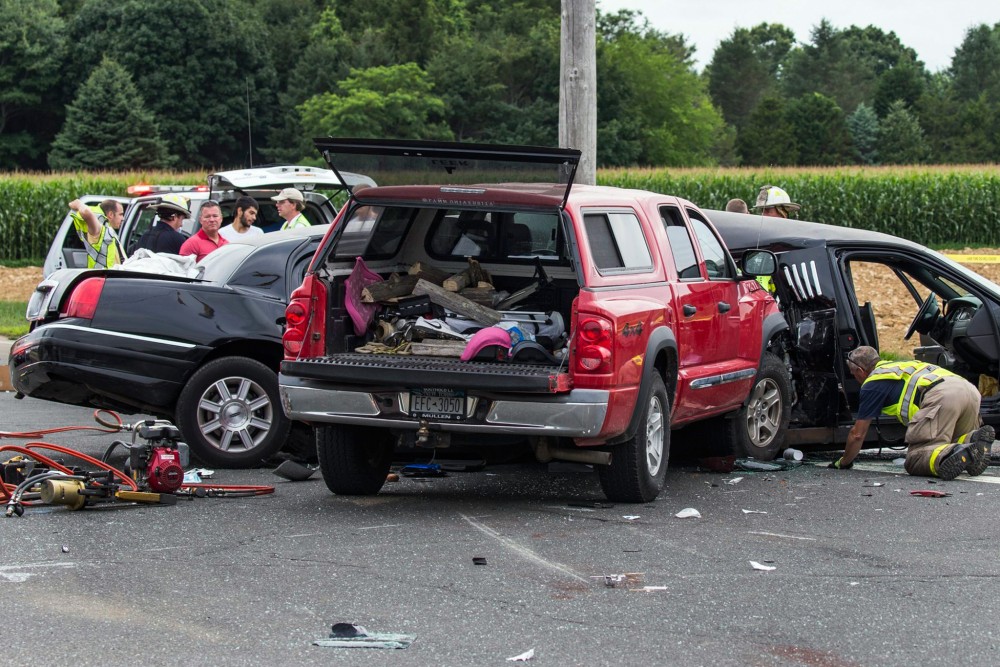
[36,323,197,349]
[690,367,757,389]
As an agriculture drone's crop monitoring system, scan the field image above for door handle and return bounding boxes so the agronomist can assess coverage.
[718,301,731,313]
[683,304,697,317]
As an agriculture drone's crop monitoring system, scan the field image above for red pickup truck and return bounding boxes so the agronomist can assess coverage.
[279,139,790,502]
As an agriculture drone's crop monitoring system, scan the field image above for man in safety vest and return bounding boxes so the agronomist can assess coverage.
[68,198,126,269]
[831,345,994,479]
[273,188,311,230]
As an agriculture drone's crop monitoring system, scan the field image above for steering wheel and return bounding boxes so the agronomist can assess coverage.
[904,292,940,340]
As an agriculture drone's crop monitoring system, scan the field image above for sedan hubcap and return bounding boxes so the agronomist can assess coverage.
[197,376,273,452]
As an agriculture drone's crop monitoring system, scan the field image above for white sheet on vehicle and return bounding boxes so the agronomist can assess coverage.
[113,249,200,278]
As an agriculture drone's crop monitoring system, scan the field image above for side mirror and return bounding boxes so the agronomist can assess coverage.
[741,249,777,277]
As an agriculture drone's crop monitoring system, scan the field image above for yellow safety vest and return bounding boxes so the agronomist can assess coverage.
[72,207,123,269]
[863,360,959,424]
[756,275,775,293]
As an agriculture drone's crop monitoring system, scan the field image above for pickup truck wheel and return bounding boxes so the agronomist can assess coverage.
[725,352,791,460]
[175,357,291,468]
[598,375,669,503]
[316,425,393,495]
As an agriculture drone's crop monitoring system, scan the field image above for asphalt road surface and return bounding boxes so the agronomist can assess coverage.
[2,391,999,666]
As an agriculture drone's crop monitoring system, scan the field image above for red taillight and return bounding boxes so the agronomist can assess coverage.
[283,275,326,360]
[574,316,613,374]
[61,277,105,320]
[285,302,307,327]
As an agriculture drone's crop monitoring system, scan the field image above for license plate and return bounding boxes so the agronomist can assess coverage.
[408,389,466,420]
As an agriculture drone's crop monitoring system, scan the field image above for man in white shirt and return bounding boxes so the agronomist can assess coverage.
[219,196,264,241]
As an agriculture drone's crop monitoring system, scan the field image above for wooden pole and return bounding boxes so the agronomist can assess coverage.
[559,0,597,185]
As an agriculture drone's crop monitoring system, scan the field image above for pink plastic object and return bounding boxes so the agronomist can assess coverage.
[460,327,513,361]
[345,257,383,336]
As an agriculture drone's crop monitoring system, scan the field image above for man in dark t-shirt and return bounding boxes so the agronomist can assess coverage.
[135,198,190,255]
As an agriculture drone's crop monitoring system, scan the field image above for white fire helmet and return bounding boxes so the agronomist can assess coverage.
[754,185,800,212]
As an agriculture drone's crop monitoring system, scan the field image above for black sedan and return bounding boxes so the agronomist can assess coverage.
[709,209,1000,448]
[9,226,328,467]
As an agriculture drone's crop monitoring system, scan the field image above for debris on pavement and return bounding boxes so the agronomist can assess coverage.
[750,561,776,572]
[622,514,641,521]
[400,463,446,477]
[568,501,614,509]
[741,509,767,514]
[722,476,744,485]
[863,482,885,487]
[272,460,316,481]
[735,459,788,472]
[472,556,488,565]
[591,572,643,588]
[313,623,414,649]
[507,648,535,661]
[698,455,736,472]
[910,490,951,498]
[782,448,804,462]
[675,508,701,519]
[631,586,669,592]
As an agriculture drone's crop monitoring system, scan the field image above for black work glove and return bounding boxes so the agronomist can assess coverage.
[828,457,853,470]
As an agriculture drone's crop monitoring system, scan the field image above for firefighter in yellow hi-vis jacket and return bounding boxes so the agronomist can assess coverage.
[830,345,994,479]
[68,198,125,269]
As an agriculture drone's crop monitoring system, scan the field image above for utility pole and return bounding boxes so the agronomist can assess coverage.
[559,0,597,185]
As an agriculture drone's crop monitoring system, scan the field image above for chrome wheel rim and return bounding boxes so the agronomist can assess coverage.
[745,377,782,449]
[196,375,273,453]
[645,394,665,476]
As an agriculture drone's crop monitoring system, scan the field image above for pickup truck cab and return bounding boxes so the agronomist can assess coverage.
[278,139,790,502]
[43,166,375,277]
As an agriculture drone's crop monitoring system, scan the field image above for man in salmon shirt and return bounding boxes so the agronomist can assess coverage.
[179,200,228,261]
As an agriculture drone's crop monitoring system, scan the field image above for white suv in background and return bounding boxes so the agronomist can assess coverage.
[44,165,375,277]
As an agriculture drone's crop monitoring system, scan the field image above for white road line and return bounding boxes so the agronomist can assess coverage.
[848,463,1000,484]
[749,531,817,541]
[460,513,589,583]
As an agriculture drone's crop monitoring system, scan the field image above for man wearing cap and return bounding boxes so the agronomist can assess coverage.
[179,200,228,261]
[67,198,126,269]
[753,185,800,218]
[273,188,310,230]
[135,194,190,255]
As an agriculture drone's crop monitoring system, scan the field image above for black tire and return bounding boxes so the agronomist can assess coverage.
[175,357,291,468]
[316,424,393,495]
[598,375,669,503]
[720,352,791,460]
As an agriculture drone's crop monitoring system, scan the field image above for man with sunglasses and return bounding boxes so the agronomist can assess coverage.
[135,194,190,255]
[753,185,799,219]
[831,345,994,479]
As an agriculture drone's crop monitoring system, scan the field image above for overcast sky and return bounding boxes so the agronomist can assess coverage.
[596,0,998,72]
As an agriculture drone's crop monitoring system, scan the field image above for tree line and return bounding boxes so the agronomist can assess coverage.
[2,0,998,171]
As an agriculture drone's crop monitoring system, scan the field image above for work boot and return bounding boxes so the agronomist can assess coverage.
[935,444,973,481]
[966,425,995,477]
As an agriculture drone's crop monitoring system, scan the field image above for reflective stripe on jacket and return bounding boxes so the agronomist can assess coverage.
[72,210,123,269]
[280,213,310,230]
[864,360,959,424]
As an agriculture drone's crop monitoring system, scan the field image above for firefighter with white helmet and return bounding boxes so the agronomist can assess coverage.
[135,193,191,255]
[754,185,800,219]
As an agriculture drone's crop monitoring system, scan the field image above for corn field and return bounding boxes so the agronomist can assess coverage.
[599,164,1000,247]
[0,172,204,261]
[1,166,1000,261]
